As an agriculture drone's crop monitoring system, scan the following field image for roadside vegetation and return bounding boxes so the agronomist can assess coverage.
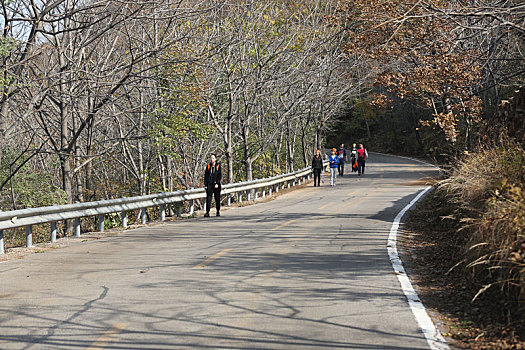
[404,134,525,347]
[404,147,525,348]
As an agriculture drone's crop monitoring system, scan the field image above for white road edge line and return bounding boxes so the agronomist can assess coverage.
[388,186,450,350]
[370,152,438,168]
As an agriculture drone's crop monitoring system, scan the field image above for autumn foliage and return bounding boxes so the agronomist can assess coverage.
[335,0,523,148]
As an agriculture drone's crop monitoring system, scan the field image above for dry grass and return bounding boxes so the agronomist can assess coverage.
[438,142,525,313]
[438,148,500,207]
[402,143,525,348]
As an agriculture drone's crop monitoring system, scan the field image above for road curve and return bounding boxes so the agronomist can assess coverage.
[0,153,441,349]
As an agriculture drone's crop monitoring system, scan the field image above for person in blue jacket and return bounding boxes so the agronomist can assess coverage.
[328,148,340,186]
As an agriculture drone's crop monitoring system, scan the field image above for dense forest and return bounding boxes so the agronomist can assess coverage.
[1,0,522,210]
[327,1,524,162]
[0,0,353,212]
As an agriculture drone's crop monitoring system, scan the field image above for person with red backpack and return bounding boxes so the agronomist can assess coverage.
[204,154,222,217]
[357,144,368,176]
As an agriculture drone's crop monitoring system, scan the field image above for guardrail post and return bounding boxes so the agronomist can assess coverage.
[0,230,4,254]
[189,200,194,215]
[177,203,182,217]
[160,204,166,221]
[227,194,231,206]
[246,190,251,201]
[141,208,147,224]
[287,181,291,189]
[75,218,81,237]
[50,222,57,243]
[25,225,32,247]
[98,214,105,232]
[254,189,258,201]
[269,186,272,196]
[237,192,242,203]
[122,211,128,228]
[262,187,266,198]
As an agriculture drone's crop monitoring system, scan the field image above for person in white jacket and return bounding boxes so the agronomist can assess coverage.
[350,143,358,172]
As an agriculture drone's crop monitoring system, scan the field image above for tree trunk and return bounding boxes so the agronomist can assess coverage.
[75,145,84,202]
[167,155,174,192]
[414,127,424,152]
[301,129,308,168]
[365,118,372,140]
[226,115,233,183]
[246,158,253,182]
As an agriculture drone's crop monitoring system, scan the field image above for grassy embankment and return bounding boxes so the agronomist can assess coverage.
[405,142,525,348]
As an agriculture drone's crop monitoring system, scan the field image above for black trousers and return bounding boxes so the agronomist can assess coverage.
[313,169,322,186]
[338,162,345,175]
[358,160,366,174]
[206,186,221,212]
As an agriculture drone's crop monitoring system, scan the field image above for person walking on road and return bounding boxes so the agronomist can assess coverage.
[311,149,324,187]
[337,143,347,176]
[357,144,368,176]
[350,143,358,172]
[329,148,340,186]
[204,154,222,217]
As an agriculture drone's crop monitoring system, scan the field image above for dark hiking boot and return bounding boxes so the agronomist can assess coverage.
[204,212,210,217]
[216,211,221,217]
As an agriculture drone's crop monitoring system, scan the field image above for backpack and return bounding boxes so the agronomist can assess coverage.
[207,163,220,172]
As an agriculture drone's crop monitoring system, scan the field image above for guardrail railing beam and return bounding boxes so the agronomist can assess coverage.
[0,162,326,253]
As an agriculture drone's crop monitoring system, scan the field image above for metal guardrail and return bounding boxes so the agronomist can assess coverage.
[0,162,328,254]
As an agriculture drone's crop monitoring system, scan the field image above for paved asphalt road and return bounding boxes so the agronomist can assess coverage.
[0,153,440,350]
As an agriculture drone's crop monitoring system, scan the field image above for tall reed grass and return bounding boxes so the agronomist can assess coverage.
[438,142,525,310]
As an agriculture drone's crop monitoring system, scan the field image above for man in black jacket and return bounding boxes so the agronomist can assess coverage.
[204,154,222,217]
